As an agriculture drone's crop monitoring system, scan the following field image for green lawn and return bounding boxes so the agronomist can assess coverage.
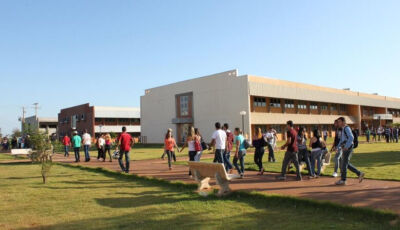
[0,153,26,161]
[0,163,398,230]
[174,140,400,181]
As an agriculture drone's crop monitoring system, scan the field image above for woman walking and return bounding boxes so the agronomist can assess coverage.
[233,128,246,178]
[194,128,203,162]
[104,133,113,162]
[252,127,265,175]
[97,134,106,162]
[309,129,326,178]
[164,129,179,170]
[180,126,198,175]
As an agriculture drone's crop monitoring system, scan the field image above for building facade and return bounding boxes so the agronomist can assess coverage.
[57,103,141,138]
[141,70,400,143]
[23,116,58,136]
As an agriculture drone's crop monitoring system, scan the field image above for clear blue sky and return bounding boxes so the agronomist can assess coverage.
[1,0,399,135]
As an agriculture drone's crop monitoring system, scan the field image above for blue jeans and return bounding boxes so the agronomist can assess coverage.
[118,151,130,172]
[298,148,312,176]
[84,145,91,161]
[341,147,361,181]
[233,150,246,174]
[267,143,275,161]
[214,149,225,164]
[73,147,80,162]
[223,150,233,171]
[334,149,343,173]
[64,145,69,157]
[254,147,264,171]
[311,149,323,176]
[194,151,202,162]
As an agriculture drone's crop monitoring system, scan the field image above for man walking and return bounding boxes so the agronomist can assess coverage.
[265,128,276,162]
[117,127,134,173]
[335,117,365,185]
[62,134,71,157]
[72,131,82,162]
[222,123,234,173]
[331,119,342,178]
[210,122,226,164]
[277,120,301,181]
[82,130,92,162]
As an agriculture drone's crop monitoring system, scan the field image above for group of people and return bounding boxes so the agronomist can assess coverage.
[163,116,364,186]
[0,135,31,151]
[277,117,364,185]
[365,126,400,143]
[62,127,134,173]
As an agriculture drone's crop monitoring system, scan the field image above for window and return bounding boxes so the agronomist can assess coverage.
[298,102,307,110]
[81,114,85,121]
[310,103,318,110]
[340,105,347,112]
[180,95,189,116]
[105,118,116,122]
[253,97,266,107]
[330,105,337,111]
[131,118,140,123]
[119,118,129,123]
[270,98,281,108]
[95,118,102,123]
[285,100,295,109]
[321,104,328,110]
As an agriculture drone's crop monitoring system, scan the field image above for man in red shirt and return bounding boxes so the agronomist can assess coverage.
[277,120,302,181]
[62,134,71,157]
[117,127,134,173]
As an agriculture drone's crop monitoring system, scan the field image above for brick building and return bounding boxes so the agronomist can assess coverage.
[57,103,140,138]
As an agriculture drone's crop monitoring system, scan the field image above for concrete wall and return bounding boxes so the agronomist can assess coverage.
[141,70,250,143]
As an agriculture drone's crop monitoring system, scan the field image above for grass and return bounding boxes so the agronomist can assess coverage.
[0,153,26,161]
[0,163,398,230]
[173,138,400,181]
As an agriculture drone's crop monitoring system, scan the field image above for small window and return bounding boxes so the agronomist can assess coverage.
[105,118,116,122]
[340,105,347,112]
[180,95,189,116]
[253,97,266,108]
[330,105,337,111]
[270,98,281,108]
[310,104,318,110]
[285,100,295,109]
[321,104,328,110]
[297,102,307,110]
[81,114,85,121]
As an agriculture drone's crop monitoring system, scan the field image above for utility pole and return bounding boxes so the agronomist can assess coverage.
[32,103,40,117]
[21,107,26,134]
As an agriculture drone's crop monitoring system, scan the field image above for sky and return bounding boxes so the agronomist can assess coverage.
[1,0,400,135]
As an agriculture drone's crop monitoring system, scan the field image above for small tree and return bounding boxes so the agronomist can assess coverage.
[12,128,22,138]
[29,130,53,184]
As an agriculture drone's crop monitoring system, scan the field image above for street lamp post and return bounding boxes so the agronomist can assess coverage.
[240,111,247,135]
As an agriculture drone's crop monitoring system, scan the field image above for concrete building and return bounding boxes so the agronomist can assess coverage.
[57,103,140,138]
[23,116,58,136]
[141,69,400,143]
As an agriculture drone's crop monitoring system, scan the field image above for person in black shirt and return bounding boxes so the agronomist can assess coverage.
[331,119,342,178]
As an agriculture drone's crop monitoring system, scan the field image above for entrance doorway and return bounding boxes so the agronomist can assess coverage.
[177,123,193,144]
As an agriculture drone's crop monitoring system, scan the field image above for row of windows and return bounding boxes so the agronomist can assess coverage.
[95,118,140,123]
[253,97,347,112]
[60,114,85,124]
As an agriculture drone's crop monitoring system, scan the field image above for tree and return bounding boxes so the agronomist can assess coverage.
[12,128,21,138]
[29,129,53,184]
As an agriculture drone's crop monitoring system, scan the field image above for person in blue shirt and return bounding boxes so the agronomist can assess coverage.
[233,127,246,178]
[335,117,364,186]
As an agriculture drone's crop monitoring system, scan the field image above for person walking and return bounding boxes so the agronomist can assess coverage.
[164,129,180,170]
[11,136,17,149]
[323,129,328,142]
[62,134,71,157]
[297,127,312,176]
[72,131,82,162]
[82,130,92,162]
[277,120,301,181]
[335,117,365,185]
[117,127,134,173]
[194,128,204,162]
[222,123,234,173]
[180,126,199,175]
[394,127,399,143]
[331,119,342,178]
[233,128,246,178]
[252,127,265,175]
[104,133,113,162]
[371,128,377,142]
[97,134,106,161]
[309,129,326,178]
[265,128,276,162]
[365,127,371,143]
[210,122,226,164]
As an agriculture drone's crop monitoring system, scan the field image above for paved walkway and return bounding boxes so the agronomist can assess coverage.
[3,154,400,214]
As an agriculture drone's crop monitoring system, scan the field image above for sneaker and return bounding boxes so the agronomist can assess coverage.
[240,173,244,179]
[296,177,302,181]
[309,175,316,179]
[332,172,338,178]
[358,172,365,183]
[335,180,346,186]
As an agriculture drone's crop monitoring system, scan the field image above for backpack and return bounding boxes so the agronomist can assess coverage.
[243,139,251,150]
[344,126,359,149]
